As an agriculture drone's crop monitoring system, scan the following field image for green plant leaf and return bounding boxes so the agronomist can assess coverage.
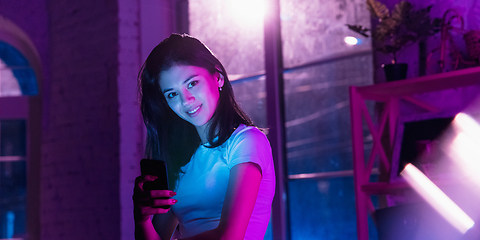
[366,0,390,20]
[373,18,397,42]
[381,17,398,32]
[346,24,370,37]
[404,5,439,38]
[392,1,412,22]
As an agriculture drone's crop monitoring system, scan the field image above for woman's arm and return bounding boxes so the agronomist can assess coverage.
[135,217,161,240]
[181,162,262,240]
[135,211,178,240]
[152,210,179,240]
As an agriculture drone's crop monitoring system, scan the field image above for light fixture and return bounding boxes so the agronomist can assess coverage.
[344,36,360,46]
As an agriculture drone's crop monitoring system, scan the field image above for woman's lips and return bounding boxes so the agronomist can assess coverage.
[187,104,201,116]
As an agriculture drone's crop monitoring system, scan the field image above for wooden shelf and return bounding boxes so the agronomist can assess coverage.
[356,66,480,101]
[349,66,480,240]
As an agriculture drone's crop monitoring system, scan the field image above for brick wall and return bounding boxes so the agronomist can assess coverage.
[116,1,177,237]
[42,0,121,239]
[117,0,143,239]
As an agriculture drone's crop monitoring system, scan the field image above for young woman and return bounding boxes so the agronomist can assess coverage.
[133,33,275,240]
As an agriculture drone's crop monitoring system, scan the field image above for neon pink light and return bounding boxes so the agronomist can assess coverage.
[401,163,475,234]
[454,112,480,142]
[449,113,480,187]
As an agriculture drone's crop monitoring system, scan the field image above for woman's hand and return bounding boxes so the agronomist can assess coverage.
[133,174,177,224]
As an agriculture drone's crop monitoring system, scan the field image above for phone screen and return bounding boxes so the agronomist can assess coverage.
[140,159,169,191]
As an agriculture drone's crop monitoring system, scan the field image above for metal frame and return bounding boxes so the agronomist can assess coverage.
[264,0,290,239]
[349,66,480,240]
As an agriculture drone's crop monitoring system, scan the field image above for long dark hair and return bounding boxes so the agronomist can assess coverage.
[138,33,253,188]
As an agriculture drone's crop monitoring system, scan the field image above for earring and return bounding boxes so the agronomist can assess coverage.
[219,87,222,91]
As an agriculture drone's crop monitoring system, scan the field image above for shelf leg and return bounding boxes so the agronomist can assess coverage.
[350,87,369,240]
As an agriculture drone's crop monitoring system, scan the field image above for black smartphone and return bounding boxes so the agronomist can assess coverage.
[140,159,169,191]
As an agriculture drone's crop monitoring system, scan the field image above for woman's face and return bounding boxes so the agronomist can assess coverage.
[160,65,224,129]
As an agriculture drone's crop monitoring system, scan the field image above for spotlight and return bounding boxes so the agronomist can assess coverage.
[344,36,361,46]
[401,163,475,234]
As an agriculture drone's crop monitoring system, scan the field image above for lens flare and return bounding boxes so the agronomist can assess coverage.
[453,112,480,144]
[401,163,475,234]
[450,132,480,184]
[227,0,265,28]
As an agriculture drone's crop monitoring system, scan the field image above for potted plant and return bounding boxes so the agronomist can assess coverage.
[347,0,441,81]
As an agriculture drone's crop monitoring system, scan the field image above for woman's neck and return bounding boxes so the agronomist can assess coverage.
[196,125,209,145]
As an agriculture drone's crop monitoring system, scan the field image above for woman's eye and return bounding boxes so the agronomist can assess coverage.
[166,92,178,99]
[187,80,198,88]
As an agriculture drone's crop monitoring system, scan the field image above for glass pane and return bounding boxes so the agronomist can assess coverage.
[284,54,373,175]
[0,41,38,96]
[1,120,26,156]
[289,177,378,239]
[231,77,267,128]
[0,120,26,239]
[0,58,22,96]
[280,0,371,68]
[189,0,265,76]
[0,161,26,238]
[280,0,375,239]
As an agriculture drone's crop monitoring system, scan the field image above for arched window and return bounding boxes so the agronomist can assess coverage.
[0,14,42,239]
[0,40,38,96]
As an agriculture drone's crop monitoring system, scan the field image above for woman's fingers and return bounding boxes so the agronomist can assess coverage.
[133,178,177,205]
[151,197,177,207]
[135,175,158,188]
[136,198,177,216]
[134,193,177,207]
[140,205,171,215]
[133,175,162,197]
[143,175,158,182]
[149,190,176,198]
[134,189,176,203]
[132,175,177,220]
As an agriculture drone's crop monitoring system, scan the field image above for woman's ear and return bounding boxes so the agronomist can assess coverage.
[215,66,225,88]
[217,72,225,88]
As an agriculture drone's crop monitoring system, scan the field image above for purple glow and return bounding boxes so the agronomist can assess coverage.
[401,163,475,234]
[447,112,480,192]
[450,132,480,185]
[227,0,265,28]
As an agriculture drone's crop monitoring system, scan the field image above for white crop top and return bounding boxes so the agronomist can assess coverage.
[168,124,275,239]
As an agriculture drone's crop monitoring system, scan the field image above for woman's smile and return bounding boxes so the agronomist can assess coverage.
[187,104,202,116]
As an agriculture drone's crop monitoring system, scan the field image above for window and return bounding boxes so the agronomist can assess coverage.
[187,0,376,238]
[0,41,38,97]
[0,120,26,239]
[0,14,42,240]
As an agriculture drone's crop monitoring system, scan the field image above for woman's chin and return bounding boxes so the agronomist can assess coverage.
[189,119,210,128]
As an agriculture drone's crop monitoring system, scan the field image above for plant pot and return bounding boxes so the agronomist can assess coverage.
[383,63,408,82]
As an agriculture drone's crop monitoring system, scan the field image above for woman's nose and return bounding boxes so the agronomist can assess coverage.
[181,91,194,105]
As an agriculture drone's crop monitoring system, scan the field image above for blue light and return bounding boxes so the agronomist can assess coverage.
[6,211,15,238]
